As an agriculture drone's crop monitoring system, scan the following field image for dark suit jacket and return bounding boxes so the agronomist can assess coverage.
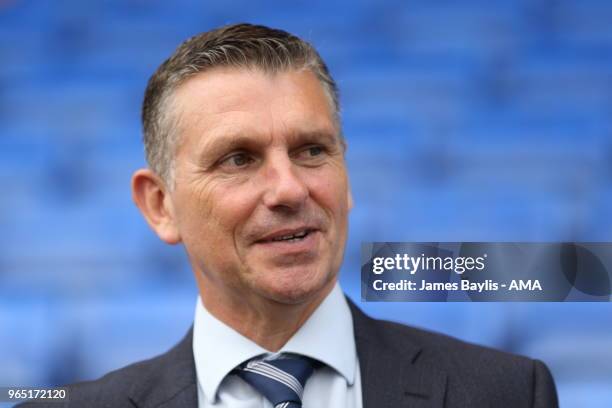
[20,299,558,407]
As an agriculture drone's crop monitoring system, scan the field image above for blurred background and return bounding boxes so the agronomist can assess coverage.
[1,0,611,406]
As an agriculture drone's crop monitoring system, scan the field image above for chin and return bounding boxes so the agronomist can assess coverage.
[253,265,335,305]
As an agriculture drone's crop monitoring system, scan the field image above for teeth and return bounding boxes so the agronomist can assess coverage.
[271,230,309,242]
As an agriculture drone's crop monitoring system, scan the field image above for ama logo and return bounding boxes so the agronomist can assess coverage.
[509,280,542,291]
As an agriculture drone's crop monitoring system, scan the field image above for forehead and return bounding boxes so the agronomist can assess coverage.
[171,68,337,152]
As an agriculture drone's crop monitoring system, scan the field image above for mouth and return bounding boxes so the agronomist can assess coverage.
[256,227,317,244]
[251,226,322,262]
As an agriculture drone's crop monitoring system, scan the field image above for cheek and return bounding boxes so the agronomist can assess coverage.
[181,179,260,248]
[305,167,350,217]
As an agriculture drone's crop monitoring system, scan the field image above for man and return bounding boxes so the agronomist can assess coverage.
[22,23,558,407]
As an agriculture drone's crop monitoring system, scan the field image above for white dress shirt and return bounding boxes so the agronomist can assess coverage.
[192,283,363,407]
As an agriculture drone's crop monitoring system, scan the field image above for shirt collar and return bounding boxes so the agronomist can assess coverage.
[192,283,356,404]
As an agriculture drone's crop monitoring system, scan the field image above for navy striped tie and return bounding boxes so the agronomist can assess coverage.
[235,354,315,408]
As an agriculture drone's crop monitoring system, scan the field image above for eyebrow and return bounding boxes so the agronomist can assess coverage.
[199,134,261,162]
[288,130,340,146]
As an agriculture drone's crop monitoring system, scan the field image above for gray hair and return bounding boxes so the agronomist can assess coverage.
[141,23,340,185]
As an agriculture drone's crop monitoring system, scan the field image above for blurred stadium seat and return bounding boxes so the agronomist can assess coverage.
[1,1,611,406]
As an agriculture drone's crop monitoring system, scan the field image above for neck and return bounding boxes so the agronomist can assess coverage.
[195,275,336,351]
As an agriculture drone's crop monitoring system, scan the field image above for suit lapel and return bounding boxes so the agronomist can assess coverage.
[127,328,198,408]
[348,300,447,408]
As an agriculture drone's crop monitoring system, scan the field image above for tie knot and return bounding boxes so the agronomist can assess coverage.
[235,354,316,408]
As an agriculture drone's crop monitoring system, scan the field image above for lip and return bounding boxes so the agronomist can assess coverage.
[253,229,320,255]
[255,226,318,244]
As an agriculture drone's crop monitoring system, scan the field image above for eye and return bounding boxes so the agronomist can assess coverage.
[220,152,254,169]
[306,146,323,156]
[296,144,327,161]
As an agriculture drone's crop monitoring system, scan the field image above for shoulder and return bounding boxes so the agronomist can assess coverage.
[348,300,558,407]
[14,360,153,408]
[381,318,555,403]
[349,298,537,371]
[16,329,196,408]
[371,315,535,373]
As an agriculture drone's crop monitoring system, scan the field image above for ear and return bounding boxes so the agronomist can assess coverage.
[131,168,182,245]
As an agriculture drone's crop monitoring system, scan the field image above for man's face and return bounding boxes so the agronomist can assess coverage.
[167,68,351,306]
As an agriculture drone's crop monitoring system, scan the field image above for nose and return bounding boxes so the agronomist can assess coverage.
[261,153,309,212]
